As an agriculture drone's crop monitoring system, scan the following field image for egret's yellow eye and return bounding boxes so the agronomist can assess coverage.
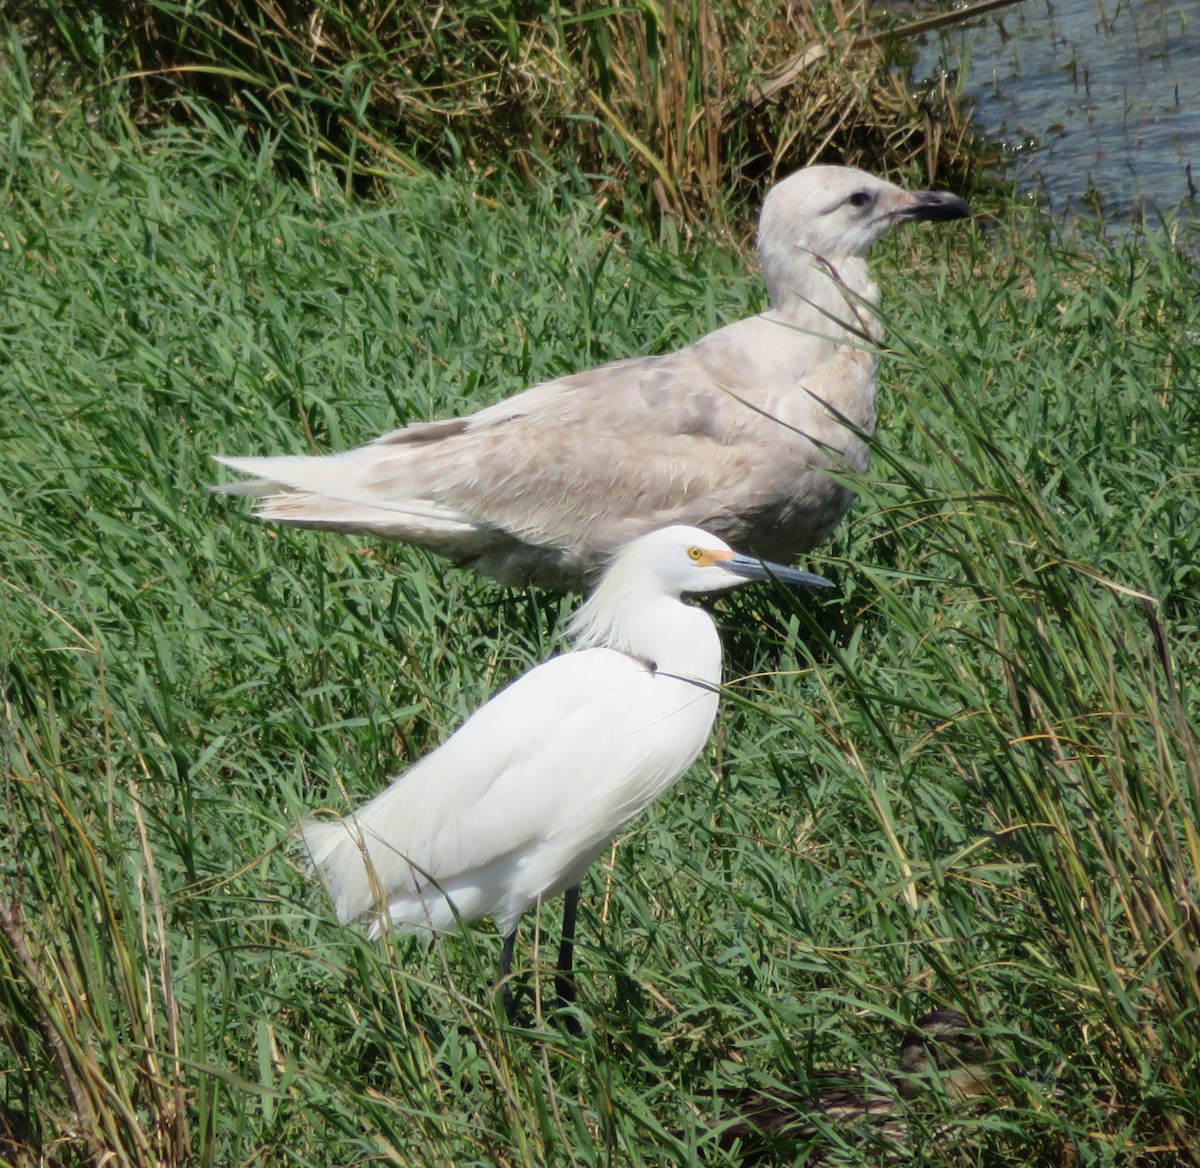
[687,546,704,561]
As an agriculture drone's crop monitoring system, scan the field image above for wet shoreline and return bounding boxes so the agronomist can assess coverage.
[903,0,1197,223]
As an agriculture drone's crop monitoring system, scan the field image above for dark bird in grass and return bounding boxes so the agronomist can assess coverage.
[703,1008,997,1166]
[215,166,969,589]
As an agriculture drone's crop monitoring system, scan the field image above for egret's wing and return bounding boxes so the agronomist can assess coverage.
[301,648,715,927]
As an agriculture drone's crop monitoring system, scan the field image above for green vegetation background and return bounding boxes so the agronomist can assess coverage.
[2,9,1199,1167]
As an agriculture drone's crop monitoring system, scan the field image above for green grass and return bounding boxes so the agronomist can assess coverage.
[2,46,1200,1168]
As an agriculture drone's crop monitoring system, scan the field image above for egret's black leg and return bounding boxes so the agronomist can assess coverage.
[554,885,580,1012]
[499,928,517,1020]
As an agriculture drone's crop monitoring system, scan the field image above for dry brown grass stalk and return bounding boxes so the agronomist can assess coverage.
[33,0,985,223]
[1,738,191,1166]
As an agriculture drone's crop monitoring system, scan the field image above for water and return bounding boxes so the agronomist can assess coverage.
[908,0,1197,222]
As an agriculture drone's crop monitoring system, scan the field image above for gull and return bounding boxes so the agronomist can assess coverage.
[299,525,832,1014]
[216,166,969,588]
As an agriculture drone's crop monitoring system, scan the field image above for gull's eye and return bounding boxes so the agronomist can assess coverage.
[687,546,704,562]
[848,190,873,208]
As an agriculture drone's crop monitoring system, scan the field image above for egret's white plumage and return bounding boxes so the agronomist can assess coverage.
[300,526,832,967]
[216,167,969,588]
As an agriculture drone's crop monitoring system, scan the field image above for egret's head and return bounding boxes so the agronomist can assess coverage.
[757,165,970,295]
[603,525,834,598]
[566,526,833,651]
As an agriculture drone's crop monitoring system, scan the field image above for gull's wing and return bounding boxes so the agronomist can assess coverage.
[218,313,876,581]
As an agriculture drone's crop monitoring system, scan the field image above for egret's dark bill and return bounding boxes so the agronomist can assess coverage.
[725,554,834,591]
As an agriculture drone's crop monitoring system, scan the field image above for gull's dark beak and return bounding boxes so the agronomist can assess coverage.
[894,189,972,223]
[726,553,834,591]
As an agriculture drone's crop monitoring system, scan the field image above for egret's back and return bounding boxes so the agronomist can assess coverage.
[301,642,719,938]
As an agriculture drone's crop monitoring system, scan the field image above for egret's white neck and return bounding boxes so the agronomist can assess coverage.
[567,589,723,686]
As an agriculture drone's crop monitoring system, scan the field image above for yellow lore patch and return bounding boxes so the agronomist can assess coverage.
[688,546,734,566]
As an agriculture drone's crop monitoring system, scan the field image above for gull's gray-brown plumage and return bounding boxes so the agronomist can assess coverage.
[215,166,969,588]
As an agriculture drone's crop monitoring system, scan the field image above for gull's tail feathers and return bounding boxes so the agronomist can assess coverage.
[211,453,358,497]
[211,453,475,540]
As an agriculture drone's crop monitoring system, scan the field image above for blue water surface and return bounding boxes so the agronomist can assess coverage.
[908,0,1197,222]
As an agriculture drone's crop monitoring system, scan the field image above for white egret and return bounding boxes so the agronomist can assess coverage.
[216,166,969,588]
[300,525,833,1013]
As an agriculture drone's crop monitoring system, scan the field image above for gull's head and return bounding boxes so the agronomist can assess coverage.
[757,165,970,294]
